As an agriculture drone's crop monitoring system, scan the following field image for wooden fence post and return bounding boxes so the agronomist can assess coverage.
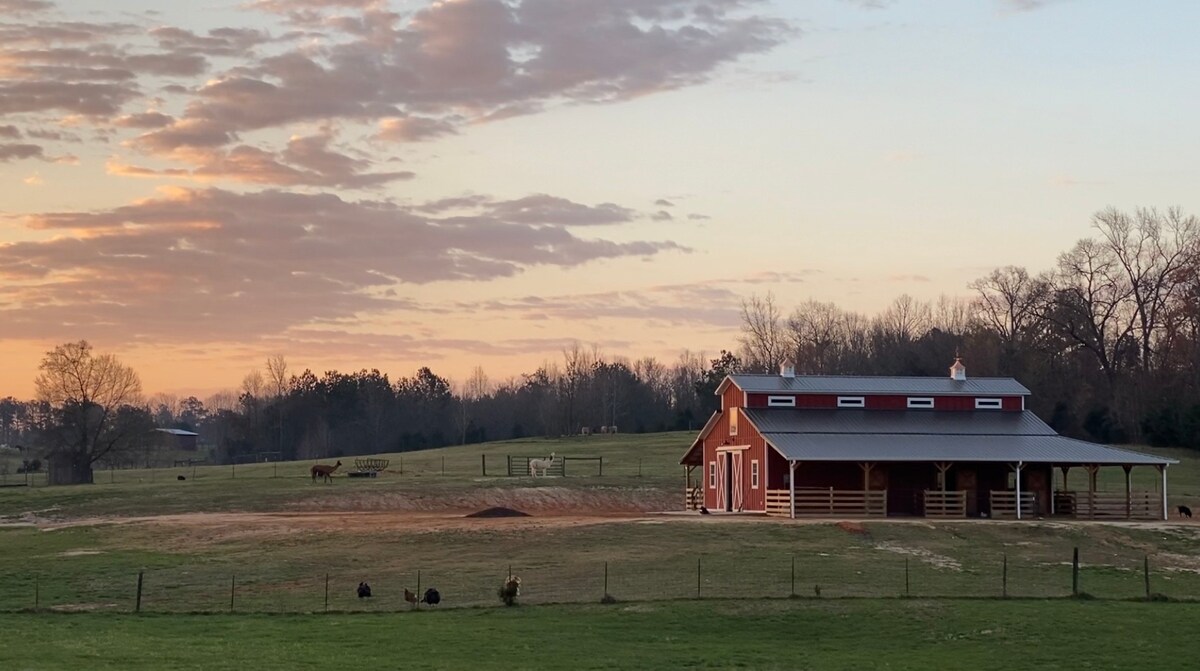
[441,457,445,476]
[696,557,701,599]
[324,573,329,612]
[1072,547,1079,596]
[135,571,144,613]
[1144,555,1151,600]
[34,575,39,611]
[481,454,486,476]
[1002,554,1008,598]
[230,575,236,613]
[791,555,796,598]
[417,570,422,610]
[604,561,609,598]
[904,558,910,597]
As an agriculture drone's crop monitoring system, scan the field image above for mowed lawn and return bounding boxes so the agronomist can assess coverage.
[3,599,1199,671]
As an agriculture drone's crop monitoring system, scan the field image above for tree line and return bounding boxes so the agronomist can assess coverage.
[2,207,1196,485]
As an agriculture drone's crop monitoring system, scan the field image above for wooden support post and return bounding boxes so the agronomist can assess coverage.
[859,462,874,515]
[789,461,797,519]
[1160,464,1168,521]
[1017,461,1024,520]
[1085,464,1100,520]
[1050,464,1056,516]
[1123,465,1133,519]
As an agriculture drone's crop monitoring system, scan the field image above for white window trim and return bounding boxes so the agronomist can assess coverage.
[907,397,934,409]
[837,396,865,408]
[709,461,716,489]
[751,460,760,489]
[975,398,1003,410]
[767,395,796,407]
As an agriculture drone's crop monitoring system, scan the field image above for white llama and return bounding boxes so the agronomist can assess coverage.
[529,452,557,477]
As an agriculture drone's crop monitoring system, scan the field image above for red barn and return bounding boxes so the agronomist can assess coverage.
[680,359,1175,520]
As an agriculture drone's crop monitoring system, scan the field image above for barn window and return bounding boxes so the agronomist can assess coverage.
[767,395,796,407]
[729,407,739,435]
[975,398,1002,410]
[709,461,716,489]
[907,397,934,409]
[837,396,865,408]
[751,460,760,489]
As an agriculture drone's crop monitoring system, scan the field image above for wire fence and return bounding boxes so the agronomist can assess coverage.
[7,548,1200,614]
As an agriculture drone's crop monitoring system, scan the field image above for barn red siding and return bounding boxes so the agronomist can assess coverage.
[866,395,907,410]
[721,385,743,411]
[1003,396,1023,411]
[934,396,975,411]
[795,394,837,409]
[746,393,769,408]
[699,406,768,512]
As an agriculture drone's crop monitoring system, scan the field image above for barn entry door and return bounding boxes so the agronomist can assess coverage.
[717,450,745,513]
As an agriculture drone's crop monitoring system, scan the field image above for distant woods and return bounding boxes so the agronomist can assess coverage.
[736,207,1200,449]
[2,207,1198,477]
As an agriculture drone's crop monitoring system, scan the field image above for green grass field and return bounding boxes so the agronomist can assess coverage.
[2,433,1200,669]
[3,600,1199,670]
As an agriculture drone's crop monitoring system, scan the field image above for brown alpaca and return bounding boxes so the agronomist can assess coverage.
[311,460,342,483]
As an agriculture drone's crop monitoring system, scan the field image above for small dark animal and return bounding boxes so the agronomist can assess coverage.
[1179,505,1193,519]
[404,588,418,606]
[699,506,711,515]
[421,588,441,606]
[177,475,186,481]
[357,582,372,598]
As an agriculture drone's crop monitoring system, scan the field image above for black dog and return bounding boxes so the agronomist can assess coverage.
[177,475,186,481]
[357,582,372,598]
[1179,505,1193,519]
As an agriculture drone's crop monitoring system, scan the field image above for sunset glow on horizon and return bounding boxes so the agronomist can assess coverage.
[2,0,1199,399]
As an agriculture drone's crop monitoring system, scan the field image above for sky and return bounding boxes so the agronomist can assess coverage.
[1,0,1199,400]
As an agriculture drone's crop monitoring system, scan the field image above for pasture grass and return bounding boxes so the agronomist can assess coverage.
[2,599,1198,670]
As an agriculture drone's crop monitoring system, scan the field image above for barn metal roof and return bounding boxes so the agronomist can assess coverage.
[156,428,199,436]
[761,433,1173,466]
[721,374,1030,397]
[742,408,1056,436]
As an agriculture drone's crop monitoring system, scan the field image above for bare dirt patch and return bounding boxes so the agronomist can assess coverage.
[59,550,103,557]
[874,541,963,572]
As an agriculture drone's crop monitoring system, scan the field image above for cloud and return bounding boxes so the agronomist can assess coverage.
[1000,0,1066,11]
[0,187,685,341]
[0,143,44,161]
[0,0,53,14]
[651,210,673,221]
[114,112,175,129]
[687,213,711,220]
[376,115,459,142]
[654,199,675,207]
[0,125,21,138]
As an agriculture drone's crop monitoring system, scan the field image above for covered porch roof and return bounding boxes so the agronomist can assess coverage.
[762,433,1174,466]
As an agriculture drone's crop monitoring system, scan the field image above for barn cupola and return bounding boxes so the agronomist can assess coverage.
[949,354,967,381]
[780,360,796,378]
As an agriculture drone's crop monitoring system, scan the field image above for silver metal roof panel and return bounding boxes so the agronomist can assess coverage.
[726,374,1031,396]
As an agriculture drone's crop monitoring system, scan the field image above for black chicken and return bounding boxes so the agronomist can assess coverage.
[357,582,372,598]
[421,587,441,606]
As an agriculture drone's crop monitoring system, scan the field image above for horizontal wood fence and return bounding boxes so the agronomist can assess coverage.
[765,489,887,518]
[685,487,702,511]
[1057,491,1160,520]
[989,490,1038,519]
[924,490,967,518]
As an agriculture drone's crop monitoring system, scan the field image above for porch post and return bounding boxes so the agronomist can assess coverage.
[789,461,797,519]
[1123,465,1132,519]
[1160,464,1168,521]
[1015,461,1024,520]
[1050,464,1056,516]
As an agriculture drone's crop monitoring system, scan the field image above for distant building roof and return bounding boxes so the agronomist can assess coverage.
[156,428,199,437]
[720,374,1031,397]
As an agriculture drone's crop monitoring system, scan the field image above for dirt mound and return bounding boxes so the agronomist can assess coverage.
[465,507,531,518]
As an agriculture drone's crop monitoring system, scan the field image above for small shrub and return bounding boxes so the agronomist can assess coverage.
[600,594,617,605]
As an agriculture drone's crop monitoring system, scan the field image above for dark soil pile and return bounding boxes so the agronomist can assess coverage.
[465,507,532,518]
